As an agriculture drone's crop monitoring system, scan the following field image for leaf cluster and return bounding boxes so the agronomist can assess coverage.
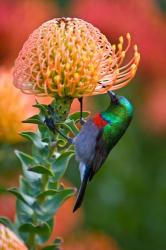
[0,100,89,250]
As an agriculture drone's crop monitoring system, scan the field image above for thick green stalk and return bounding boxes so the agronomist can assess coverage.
[26,97,73,249]
[28,233,36,250]
[15,97,75,249]
[51,96,73,122]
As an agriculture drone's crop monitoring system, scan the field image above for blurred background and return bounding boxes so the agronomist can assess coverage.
[0,0,166,249]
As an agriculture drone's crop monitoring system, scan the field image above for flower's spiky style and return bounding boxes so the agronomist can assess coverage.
[0,224,27,250]
[13,17,140,98]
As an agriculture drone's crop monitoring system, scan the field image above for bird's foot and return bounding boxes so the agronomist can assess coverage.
[44,116,73,144]
[44,116,55,133]
[80,117,86,125]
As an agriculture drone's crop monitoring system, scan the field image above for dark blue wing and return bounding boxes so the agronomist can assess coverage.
[89,128,110,181]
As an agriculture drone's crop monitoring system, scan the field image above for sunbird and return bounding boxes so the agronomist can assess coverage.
[45,91,133,212]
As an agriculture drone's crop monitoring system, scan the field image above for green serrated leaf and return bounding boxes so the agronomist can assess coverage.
[19,176,35,197]
[41,244,61,250]
[0,186,32,206]
[48,181,58,190]
[65,119,79,135]
[23,115,42,125]
[41,246,56,250]
[37,189,58,201]
[52,151,74,181]
[8,187,28,204]
[19,222,50,234]
[69,111,90,121]
[36,222,50,235]
[20,131,46,149]
[15,150,40,182]
[46,187,76,213]
[19,221,52,244]
[29,165,54,177]
[19,222,36,232]
[38,124,52,141]
[33,103,48,114]
[8,187,35,206]
[36,188,76,221]
[36,220,53,244]
[59,123,77,137]
[16,199,34,224]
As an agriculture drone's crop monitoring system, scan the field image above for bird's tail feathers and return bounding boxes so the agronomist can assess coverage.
[73,165,90,213]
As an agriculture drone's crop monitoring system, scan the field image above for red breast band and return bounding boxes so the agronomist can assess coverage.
[93,113,107,128]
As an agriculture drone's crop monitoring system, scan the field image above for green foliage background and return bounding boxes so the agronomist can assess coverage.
[66,85,166,250]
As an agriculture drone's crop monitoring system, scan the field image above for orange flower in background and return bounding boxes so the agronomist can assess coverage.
[0,176,18,221]
[143,77,166,134]
[13,17,140,98]
[0,0,57,65]
[0,195,16,220]
[53,190,81,237]
[0,224,27,250]
[64,232,119,250]
[0,68,85,144]
[0,68,35,143]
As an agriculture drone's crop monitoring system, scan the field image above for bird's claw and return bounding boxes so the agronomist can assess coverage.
[80,118,86,125]
[44,114,73,143]
[44,116,55,133]
[68,138,73,144]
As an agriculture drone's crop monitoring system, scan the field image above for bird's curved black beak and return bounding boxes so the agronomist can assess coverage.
[108,91,119,104]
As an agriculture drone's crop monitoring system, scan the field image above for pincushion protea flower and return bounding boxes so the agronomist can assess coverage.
[0,68,35,143]
[13,17,140,98]
[0,224,27,250]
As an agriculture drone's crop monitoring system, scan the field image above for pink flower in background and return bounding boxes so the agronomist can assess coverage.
[142,77,166,134]
[72,0,166,77]
[0,0,58,65]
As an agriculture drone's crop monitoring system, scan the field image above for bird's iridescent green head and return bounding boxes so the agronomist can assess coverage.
[104,91,134,120]
[117,95,134,118]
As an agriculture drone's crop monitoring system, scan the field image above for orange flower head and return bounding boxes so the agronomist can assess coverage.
[0,224,27,250]
[0,68,35,143]
[13,17,140,98]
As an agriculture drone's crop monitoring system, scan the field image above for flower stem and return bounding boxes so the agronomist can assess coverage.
[28,233,36,250]
[2,96,82,249]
